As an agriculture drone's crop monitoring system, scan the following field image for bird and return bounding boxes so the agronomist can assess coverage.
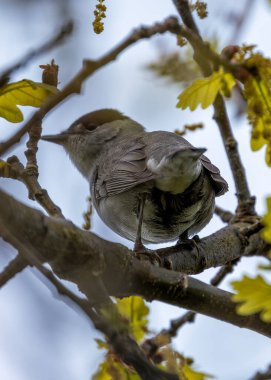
[41,109,228,253]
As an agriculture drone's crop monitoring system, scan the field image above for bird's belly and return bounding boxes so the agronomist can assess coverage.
[95,189,203,244]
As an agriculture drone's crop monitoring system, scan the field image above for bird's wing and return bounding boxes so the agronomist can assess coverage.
[200,154,228,196]
[94,141,154,199]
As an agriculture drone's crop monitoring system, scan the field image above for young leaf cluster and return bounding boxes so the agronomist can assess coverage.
[241,52,271,167]
[177,67,235,110]
[232,275,271,323]
[94,296,212,380]
[262,197,271,244]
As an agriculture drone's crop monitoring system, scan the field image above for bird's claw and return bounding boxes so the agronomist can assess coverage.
[176,234,201,250]
[133,243,161,266]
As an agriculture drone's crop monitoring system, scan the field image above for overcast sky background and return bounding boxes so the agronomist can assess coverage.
[0,1,271,379]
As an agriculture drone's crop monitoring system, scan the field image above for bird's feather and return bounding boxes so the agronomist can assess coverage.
[94,141,154,199]
[200,155,228,196]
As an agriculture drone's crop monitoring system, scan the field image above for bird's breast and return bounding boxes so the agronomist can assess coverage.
[92,170,214,244]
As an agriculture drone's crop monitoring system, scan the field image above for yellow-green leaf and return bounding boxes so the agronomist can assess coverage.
[93,361,112,380]
[93,357,140,380]
[95,338,108,350]
[177,68,235,111]
[231,275,271,322]
[262,197,271,244]
[0,79,59,123]
[265,142,271,167]
[0,159,13,178]
[116,296,149,342]
[250,118,268,151]
[182,364,214,380]
[244,75,271,167]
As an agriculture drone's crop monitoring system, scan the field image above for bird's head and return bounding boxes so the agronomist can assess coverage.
[41,108,144,178]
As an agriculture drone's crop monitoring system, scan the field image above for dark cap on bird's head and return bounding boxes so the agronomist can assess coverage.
[41,108,129,144]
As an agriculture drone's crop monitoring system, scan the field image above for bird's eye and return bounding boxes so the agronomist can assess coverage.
[71,123,97,133]
[85,123,98,132]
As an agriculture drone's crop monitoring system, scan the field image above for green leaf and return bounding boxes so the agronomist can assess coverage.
[0,79,59,123]
[241,55,271,167]
[182,364,214,380]
[93,361,112,380]
[177,68,235,111]
[95,338,108,350]
[93,357,141,380]
[0,159,13,178]
[231,275,271,322]
[116,296,149,343]
[262,197,271,244]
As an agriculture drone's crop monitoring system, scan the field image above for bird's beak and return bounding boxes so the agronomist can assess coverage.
[41,133,67,145]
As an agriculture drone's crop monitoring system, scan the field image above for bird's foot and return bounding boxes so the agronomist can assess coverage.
[133,242,161,266]
[176,234,201,251]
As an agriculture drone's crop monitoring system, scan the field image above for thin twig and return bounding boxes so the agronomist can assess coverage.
[0,254,29,288]
[23,60,62,209]
[210,258,240,286]
[142,254,240,360]
[0,21,73,86]
[228,0,256,45]
[1,155,64,218]
[215,206,234,223]
[0,16,181,157]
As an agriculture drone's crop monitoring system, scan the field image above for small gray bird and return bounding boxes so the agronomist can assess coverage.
[42,109,228,251]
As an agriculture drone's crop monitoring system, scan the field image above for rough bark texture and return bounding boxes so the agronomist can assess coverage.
[0,189,270,338]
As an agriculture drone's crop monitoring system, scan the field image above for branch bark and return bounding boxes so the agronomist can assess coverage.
[0,189,270,338]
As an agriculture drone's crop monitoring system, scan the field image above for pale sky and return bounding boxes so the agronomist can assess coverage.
[0,1,271,379]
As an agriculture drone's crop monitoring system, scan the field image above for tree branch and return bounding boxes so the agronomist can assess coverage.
[215,205,234,223]
[0,155,64,218]
[0,21,73,87]
[0,189,270,338]
[0,254,29,288]
[249,365,271,380]
[0,16,181,156]
[16,246,178,380]
[172,0,253,213]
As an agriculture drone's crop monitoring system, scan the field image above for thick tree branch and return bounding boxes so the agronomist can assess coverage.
[0,16,181,156]
[249,365,271,380]
[0,189,270,338]
[15,246,178,380]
